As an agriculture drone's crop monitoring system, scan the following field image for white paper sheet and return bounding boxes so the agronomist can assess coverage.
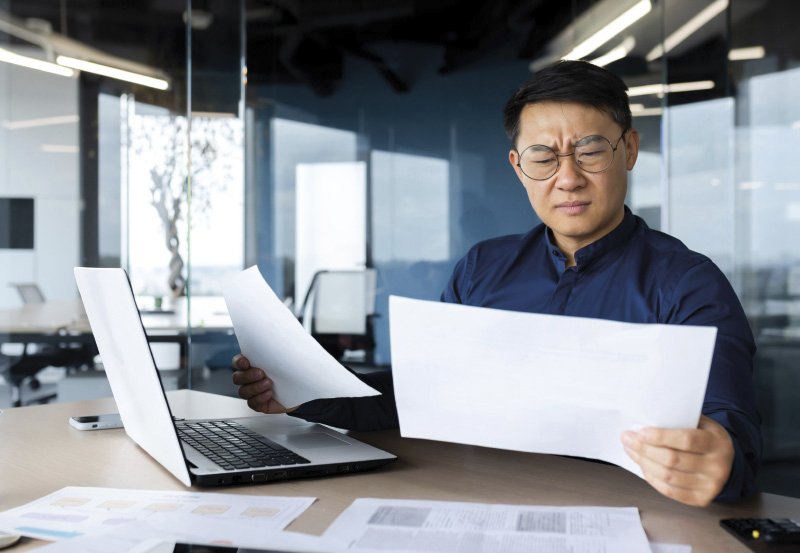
[223,266,378,407]
[0,487,314,544]
[31,526,348,553]
[323,498,653,553]
[389,296,717,477]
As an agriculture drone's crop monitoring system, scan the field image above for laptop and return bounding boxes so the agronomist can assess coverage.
[74,267,396,487]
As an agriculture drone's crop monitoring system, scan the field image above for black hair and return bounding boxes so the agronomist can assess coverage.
[503,60,631,147]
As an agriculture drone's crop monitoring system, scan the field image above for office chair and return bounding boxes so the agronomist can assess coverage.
[5,283,97,406]
[299,269,378,363]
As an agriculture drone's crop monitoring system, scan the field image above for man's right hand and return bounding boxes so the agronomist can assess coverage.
[231,354,294,414]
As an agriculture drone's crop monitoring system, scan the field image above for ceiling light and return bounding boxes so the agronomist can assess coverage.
[646,0,728,62]
[56,55,169,90]
[589,36,636,67]
[791,121,800,130]
[0,47,74,77]
[563,0,651,61]
[729,46,766,61]
[739,181,764,190]
[627,80,715,97]
[631,107,663,117]
[3,114,79,130]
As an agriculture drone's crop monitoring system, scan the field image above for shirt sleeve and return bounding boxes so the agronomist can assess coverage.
[665,259,762,501]
[288,368,399,431]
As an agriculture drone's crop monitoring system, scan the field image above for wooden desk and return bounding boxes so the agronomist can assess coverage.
[1,390,799,552]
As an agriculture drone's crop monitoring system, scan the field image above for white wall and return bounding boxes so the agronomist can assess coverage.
[0,62,79,308]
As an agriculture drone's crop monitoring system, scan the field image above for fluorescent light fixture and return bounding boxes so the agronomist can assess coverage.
[791,120,800,130]
[627,80,715,97]
[56,55,169,90]
[729,46,766,61]
[631,107,663,117]
[589,36,636,67]
[3,114,79,130]
[563,0,651,61]
[774,182,800,191]
[0,47,74,77]
[40,144,79,154]
[739,181,764,190]
[646,0,728,62]
[629,103,645,111]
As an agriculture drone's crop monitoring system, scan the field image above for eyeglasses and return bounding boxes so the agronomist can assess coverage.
[515,130,627,181]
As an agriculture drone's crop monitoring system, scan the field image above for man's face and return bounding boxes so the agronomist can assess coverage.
[508,101,639,255]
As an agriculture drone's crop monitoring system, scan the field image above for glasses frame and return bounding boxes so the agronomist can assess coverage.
[515,129,628,181]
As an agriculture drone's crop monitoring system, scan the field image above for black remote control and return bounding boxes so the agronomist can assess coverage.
[720,518,800,552]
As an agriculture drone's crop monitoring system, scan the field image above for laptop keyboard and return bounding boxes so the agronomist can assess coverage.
[176,420,310,471]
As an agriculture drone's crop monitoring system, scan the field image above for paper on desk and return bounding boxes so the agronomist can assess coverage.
[32,525,348,553]
[223,266,378,407]
[389,296,717,477]
[0,486,314,544]
[323,498,653,553]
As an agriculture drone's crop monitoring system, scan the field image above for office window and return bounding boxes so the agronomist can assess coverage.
[126,106,243,298]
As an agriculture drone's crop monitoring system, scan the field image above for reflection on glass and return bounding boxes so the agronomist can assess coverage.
[371,150,449,263]
[126,108,243,299]
[295,161,367,310]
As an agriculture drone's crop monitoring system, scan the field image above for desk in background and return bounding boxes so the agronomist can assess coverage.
[1,390,799,552]
[0,299,236,404]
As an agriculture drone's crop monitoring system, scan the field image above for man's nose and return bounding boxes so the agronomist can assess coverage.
[555,155,586,191]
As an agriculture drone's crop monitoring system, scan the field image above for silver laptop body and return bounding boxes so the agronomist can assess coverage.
[74,267,396,487]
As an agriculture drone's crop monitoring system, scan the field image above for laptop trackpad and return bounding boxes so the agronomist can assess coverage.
[283,432,350,449]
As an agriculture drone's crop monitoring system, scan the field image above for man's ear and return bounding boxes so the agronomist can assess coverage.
[624,128,640,170]
[508,149,526,183]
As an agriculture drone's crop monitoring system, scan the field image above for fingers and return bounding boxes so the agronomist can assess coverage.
[232,366,266,385]
[231,354,250,370]
[622,432,707,473]
[622,422,735,507]
[634,426,714,454]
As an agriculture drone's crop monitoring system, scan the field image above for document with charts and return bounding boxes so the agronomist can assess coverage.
[323,498,653,553]
[0,487,314,546]
[389,296,717,477]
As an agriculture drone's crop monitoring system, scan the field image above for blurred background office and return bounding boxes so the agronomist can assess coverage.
[0,0,798,496]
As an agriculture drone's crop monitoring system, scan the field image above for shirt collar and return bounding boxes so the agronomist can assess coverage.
[545,206,637,271]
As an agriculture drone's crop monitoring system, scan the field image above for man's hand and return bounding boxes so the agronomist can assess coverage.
[231,354,294,414]
[622,415,734,507]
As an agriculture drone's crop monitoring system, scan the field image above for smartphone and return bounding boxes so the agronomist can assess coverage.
[68,413,123,431]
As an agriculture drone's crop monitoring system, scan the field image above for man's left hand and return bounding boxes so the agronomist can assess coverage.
[622,415,734,507]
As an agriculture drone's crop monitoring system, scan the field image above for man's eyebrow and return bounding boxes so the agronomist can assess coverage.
[575,134,605,145]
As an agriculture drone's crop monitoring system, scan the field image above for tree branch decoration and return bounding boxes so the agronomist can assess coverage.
[131,114,239,297]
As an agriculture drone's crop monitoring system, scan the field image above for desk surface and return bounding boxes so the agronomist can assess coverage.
[1,390,798,552]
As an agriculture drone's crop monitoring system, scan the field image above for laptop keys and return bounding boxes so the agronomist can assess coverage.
[176,420,310,470]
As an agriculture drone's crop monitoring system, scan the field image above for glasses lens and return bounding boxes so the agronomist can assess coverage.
[519,145,558,179]
[574,136,614,173]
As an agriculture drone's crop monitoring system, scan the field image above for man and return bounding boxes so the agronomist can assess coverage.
[233,60,761,507]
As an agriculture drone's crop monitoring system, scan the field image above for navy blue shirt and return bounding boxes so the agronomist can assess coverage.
[441,207,761,501]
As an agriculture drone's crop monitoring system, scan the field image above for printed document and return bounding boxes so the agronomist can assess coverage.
[31,526,347,553]
[0,487,314,546]
[223,266,378,407]
[323,498,653,553]
[389,296,717,477]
